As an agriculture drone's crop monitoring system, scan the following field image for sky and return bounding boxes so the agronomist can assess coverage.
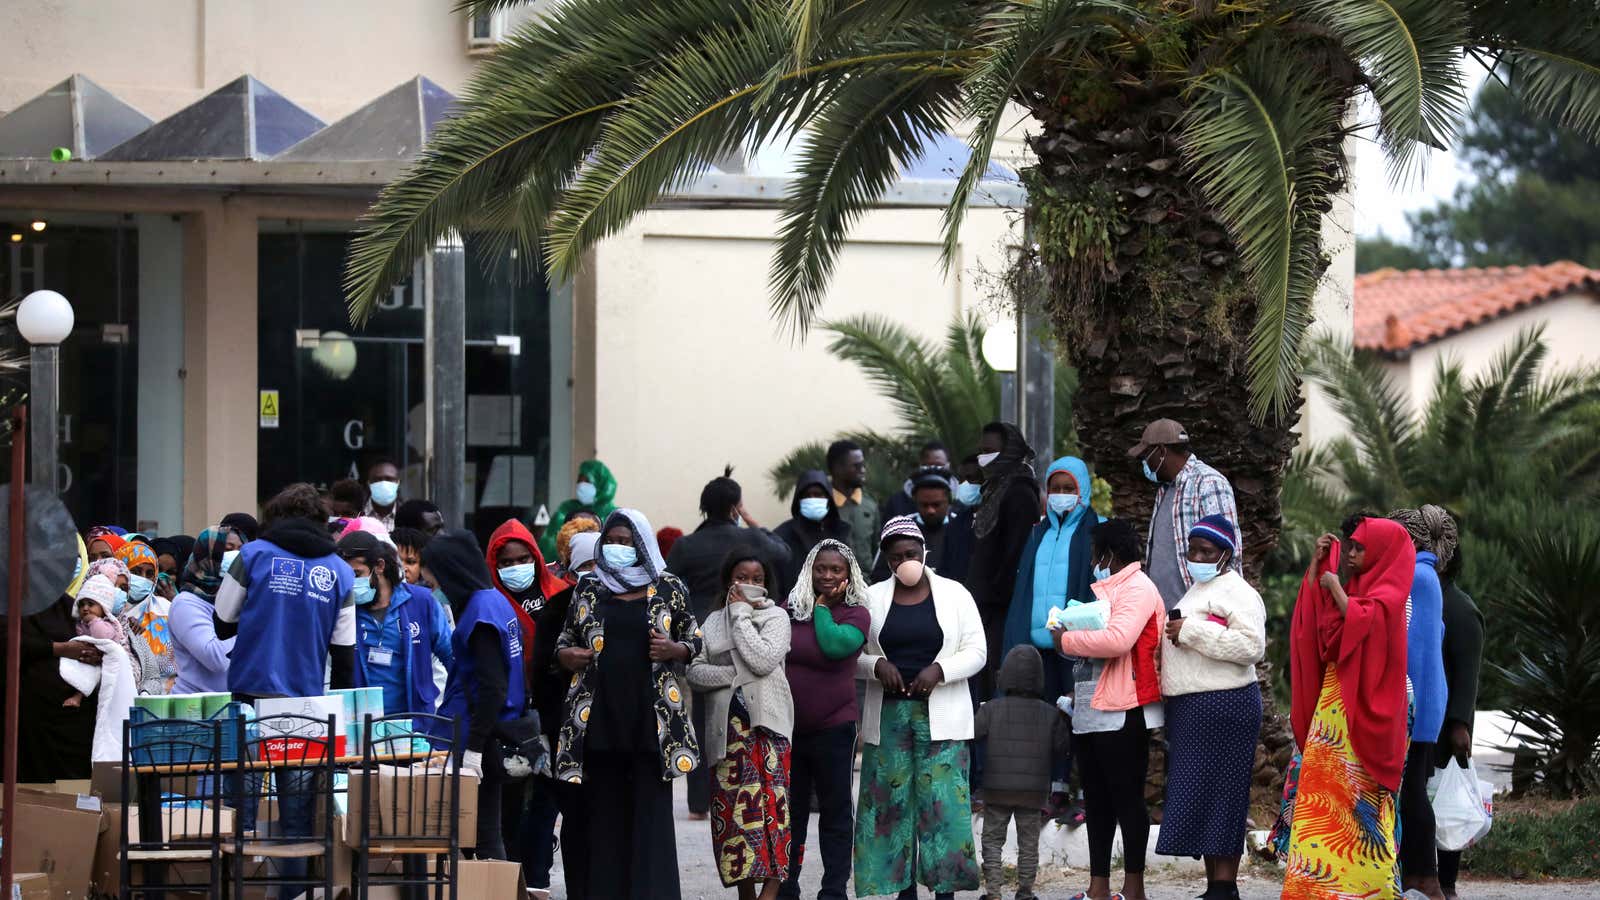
[1350,67,1492,241]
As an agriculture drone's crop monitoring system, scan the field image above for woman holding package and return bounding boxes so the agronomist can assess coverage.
[1283,514,1414,899]
[1052,519,1166,900]
[688,550,793,900]
[854,516,985,900]
[1154,516,1265,900]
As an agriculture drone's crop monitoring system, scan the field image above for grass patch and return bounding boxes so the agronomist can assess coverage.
[1462,796,1600,879]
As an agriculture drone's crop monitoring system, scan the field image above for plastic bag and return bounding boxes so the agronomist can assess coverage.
[1429,758,1491,851]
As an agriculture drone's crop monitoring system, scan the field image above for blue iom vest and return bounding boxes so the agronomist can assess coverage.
[227,539,354,698]
[434,589,526,742]
[354,583,446,716]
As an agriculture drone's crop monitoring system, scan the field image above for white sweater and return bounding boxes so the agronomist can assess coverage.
[856,570,987,745]
[1160,570,1267,697]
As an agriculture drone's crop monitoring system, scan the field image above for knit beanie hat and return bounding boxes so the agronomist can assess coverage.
[1188,514,1237,554]
[76,573,119,612]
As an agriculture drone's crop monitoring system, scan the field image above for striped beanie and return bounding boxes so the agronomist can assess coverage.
[879,514,925,548]
[1188,514,1237,554]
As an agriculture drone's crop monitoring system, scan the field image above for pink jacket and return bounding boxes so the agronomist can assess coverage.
[1055,563,1166,713]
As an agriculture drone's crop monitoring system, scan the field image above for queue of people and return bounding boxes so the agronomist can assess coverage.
[6,429,1487,900]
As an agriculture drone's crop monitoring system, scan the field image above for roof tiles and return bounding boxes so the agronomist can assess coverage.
[1354,262,1600,354]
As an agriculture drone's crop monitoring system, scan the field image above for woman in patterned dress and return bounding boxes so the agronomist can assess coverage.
[554,509,704,900]
[1282,515,1415,900]
[689,549,794,900]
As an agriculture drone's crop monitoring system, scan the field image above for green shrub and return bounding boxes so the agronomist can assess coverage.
[1463,798,1600,879]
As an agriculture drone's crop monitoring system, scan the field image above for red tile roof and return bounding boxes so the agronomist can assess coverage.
[1354,262,1600,354]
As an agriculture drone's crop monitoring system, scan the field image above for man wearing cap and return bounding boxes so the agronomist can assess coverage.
[1128,419,1240,611]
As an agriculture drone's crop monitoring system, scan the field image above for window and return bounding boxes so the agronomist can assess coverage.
[467,10,507,53]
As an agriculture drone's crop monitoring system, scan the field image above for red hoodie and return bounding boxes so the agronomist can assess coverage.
[486,519,567,689]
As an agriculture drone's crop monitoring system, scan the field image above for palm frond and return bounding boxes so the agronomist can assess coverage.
[1303,335,1416,492]
[1472,2,1600,142]
[821,315,949,433]
[1181,45,1345,421]
[1298,0,1468,182]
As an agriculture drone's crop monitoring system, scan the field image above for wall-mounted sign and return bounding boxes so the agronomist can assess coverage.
[259,390,280,429]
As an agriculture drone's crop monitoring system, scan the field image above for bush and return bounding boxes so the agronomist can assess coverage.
[1463,797,1600,879]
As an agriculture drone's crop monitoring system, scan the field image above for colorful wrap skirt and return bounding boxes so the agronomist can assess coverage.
[711,690,792,886]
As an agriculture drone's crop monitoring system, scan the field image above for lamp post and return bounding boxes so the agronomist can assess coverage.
[16,290,73,492]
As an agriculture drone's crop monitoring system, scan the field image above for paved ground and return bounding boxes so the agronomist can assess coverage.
[540,778,1598,899]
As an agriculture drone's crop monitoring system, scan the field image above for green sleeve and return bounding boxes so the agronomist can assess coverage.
[813,605,865,660]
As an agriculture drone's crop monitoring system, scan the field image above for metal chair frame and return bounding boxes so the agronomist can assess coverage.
[229,712,338,899]
[353,712,461,900]
[119,717,227,899]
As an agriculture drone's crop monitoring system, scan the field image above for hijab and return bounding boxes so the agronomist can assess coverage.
[86,526,126,555]
[115,540,158,573]
[974,422,1037,538]
[594,508,667,595]
[1289,516,1415,791]
[786,538,869,623]
[421,528,496,617]
[180,527,235,601]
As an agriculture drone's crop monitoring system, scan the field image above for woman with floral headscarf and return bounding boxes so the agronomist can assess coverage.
[115,541,176,694]
[554,508,702,900]
[85,525,125,562]
[169,527,243,694]
[778,539,872,900]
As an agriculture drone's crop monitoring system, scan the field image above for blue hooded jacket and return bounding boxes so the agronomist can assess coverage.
[1002,456,1099,653]
[353,582,454,717]
[1407,550,1448,740]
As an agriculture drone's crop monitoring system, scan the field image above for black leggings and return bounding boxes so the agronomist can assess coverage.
[1073,706,1150,878]
[1400,741,1438,879]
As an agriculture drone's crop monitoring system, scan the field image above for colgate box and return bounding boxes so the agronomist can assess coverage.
[254,695,346,761]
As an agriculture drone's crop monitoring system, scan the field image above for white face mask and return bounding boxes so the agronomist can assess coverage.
[977,451,1000,468]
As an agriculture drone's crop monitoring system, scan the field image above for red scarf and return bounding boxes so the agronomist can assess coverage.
[1289,517,1414,791]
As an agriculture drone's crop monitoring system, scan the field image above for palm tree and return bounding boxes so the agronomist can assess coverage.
[765,311,1080,500]
[343,0,1600,565]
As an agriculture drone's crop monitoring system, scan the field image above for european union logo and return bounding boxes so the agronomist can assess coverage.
[272,558,305,579]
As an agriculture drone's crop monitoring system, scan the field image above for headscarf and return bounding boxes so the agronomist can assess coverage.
[151,535,196,569]
[974,422,1037,538]
[1289,516,1415,791]
[593,508,667,595]
[541,458,620,558]
[180,527,236,601]
[568,532,601,572]
[555,516,600,567]
[220,512,260,542]
[85,526,126,555]
[421,528,497,617]
[1387,504,1458,570]
[786,538,869,623]
[66,533,88,597]
[115,540,158,573]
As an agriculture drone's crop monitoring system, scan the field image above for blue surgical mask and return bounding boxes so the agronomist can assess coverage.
[798,497,829,522]
[369,480,399,507]
[601,543,638,568]
[575,482,598,505]
[1141,448,1165,483]
[914,512,949,528]
[72,557,83,584]
[499,563,539,592]
[219,549,241,578]
[1092,564,1111,583]
[1186,560,1222,584]
[1048,493,1080,517]
[351,575,376,605]
[954,481,981,506]
[110,588,129,615]
[127,573,154,602]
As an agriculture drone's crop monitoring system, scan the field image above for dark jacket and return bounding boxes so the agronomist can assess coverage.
[773,469,852,597]
[1439,579,1484,740]
[974,645,1070,807]
[965,478,1041,614]
[665,518,790,620]
[869,508,976,584]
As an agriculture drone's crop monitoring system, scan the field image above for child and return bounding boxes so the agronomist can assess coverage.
[974,645,1072,900]
[63,574,128,707]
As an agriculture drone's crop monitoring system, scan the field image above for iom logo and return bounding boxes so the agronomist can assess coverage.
[308,565,336,594]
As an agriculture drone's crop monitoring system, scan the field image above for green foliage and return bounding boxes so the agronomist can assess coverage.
[1354,233,1446,272]
[1463,797,1600,878]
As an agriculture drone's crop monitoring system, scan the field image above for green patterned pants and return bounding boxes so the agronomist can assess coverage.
[853,698,980,897]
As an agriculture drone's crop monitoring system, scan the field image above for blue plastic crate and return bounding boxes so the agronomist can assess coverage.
[127,700,254,765]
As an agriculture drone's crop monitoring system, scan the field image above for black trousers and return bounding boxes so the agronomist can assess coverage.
[1073,707,1150,878]
[552,777,591,899]
[471,743,510,860]
[779,722,857,900]
[688,690,712,814]
[1400,741,1439,878]
[586,751,680,900]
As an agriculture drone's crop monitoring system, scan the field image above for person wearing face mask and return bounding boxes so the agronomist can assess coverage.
[952,455,984,510]
[169,527,243,694]
[869,468,974,583]
[11,537,101,781]
[883,441,954,520]
[773,469,852,598]
[338,531,455,718]
[364,457,403,531]
[1127,419,1239,612]
[688,550,794,900]
[115,540,177,695]
[854,516,985,900]
[150,535,194,601]
[540,458,619,559]
[1154,516,1264,900]
[965,422,1041,700]
[554,509,701,900]
[664,469,791,818]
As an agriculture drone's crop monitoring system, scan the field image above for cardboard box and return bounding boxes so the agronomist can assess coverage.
[0,787,106,900]
[457,860,525,897]
[255,696,346,761]
[126,803,236,840]
[11,873,52,900]
[90,802,124,897]
[90,762,124,803]
[339,765,476,849]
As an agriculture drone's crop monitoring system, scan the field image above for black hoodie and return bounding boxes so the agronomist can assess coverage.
[422,529,513,754]
[773,469,852,597]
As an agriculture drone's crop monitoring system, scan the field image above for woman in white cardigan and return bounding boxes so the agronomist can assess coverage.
[853,516,985,900]
[1154,515,1265,900]
[687,549,794,900]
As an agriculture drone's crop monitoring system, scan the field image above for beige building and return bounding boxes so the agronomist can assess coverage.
[0,0,1025,535]
[1354,262,1600,408]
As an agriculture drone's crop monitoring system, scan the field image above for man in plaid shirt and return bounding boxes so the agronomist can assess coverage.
[1127,419,1240,610]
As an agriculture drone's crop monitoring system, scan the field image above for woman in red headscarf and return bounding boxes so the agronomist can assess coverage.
[1281,514,1415,900]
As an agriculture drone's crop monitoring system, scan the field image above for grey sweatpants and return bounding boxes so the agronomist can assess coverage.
[981,803,1043,898]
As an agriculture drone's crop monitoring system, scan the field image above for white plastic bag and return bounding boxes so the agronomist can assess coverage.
[1429,758,1491,851]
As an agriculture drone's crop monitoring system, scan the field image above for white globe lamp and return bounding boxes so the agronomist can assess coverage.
[980,317,1018,373]
[17,290,74,345]
[311,330,359,381]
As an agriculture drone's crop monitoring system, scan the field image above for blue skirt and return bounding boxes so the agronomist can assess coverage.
[1155,683,1262,858]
